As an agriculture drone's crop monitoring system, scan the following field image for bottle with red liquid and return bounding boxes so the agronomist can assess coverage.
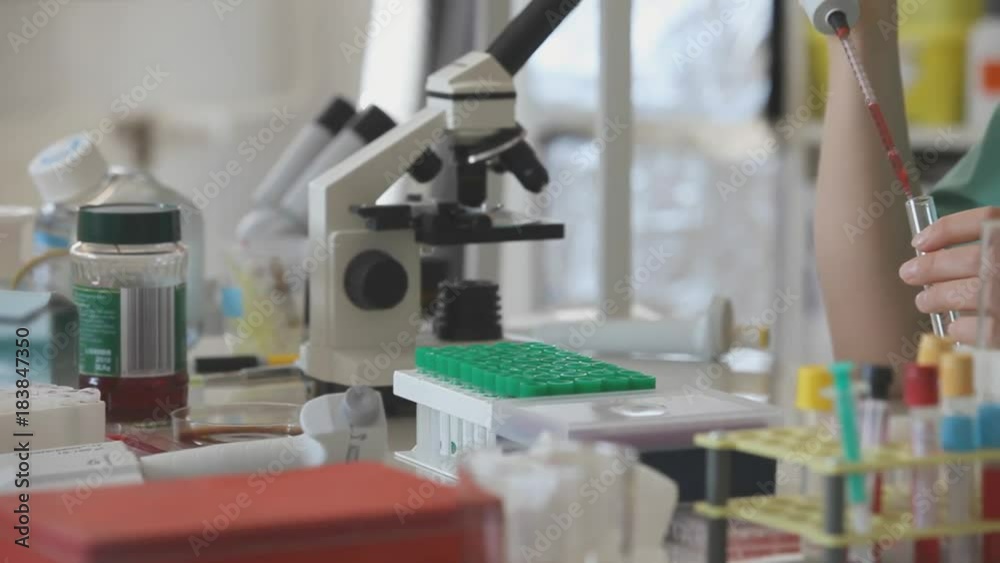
[71,204,188,423]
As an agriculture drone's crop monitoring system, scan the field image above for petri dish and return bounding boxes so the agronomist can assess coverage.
[172,402,302,446]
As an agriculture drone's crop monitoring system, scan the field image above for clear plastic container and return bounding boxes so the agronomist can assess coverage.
[29,134,205,345]
[459,440,639,563]
[71,204,188,424]
[493,386,782,451]
[171,402,302,446]
[221,239,307,357]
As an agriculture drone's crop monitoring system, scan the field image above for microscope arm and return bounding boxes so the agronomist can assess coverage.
[308,106,447,234]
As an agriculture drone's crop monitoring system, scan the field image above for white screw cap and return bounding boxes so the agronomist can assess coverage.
[799,0,860,35]
[28,133,108,204]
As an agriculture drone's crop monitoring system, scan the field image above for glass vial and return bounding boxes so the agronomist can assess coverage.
[71,204,188,423]
[905,196,958,336]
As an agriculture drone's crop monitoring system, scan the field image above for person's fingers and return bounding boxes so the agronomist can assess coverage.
[899,245,981,286]
[947,316,977,346]
[914,279,981,313]
[912,207,1000,252]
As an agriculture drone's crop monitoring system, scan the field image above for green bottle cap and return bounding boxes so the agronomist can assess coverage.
[574,377,603,393]
[604,377,629,392]
[78,203,181,245]
[547,380,575,395]
[508,376,529,397]
[482,370,497,394]
[628,375,656,390]
[519,380,548,397]
[494,373,511,397]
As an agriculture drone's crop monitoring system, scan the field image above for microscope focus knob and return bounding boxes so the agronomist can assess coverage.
[344,250,408,310]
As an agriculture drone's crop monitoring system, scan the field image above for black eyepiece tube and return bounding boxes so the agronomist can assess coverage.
[486,0,583,77]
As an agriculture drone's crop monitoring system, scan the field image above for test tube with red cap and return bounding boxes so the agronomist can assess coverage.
[905,333,952,563]
[939,352,978,563]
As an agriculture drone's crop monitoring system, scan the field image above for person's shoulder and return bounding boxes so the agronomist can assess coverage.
[932,107,1000,215]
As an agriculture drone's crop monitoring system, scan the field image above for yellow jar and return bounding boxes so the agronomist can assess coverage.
[807,20,970,125]
[896,0,982,26]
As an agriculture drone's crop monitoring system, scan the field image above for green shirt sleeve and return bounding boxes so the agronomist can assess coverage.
[932,107,1000,216]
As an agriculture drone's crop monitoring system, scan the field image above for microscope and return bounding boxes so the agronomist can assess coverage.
[303,0,582,397]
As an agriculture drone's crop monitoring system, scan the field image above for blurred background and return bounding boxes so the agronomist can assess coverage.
[0,0,986,400]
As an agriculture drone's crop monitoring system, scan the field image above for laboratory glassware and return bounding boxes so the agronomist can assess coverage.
[71,204,188,423]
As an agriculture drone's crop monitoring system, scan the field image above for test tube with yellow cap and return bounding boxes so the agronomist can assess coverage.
[795,364,836,561]
[795,366,837,491]
[939,352,977,563]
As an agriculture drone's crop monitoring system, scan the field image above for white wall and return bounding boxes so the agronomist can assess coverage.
[0,0,377,277]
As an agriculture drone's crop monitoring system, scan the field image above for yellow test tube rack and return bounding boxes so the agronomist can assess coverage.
[694,426,1000,562]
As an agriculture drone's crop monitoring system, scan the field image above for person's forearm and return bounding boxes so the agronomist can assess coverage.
[815,1,923,364]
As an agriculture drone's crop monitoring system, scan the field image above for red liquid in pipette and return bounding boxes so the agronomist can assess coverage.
[836,23,939,563]
[834,26,915,200]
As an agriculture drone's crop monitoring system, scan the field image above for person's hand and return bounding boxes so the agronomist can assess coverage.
[898,207,1000,344]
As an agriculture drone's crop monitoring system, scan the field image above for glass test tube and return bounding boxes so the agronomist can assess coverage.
[906,196,959,337]
[978,219,1000,562]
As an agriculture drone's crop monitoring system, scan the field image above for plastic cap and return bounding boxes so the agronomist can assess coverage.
[904,364,939,407]
[194,355,260,374]
[861,365,893,401]
[343,386,380,426]
[916,333,954,366]
[28,134,108,204]
[77,203,181,245]
[349,105,397,144]
[940,352,974,398]
[796,365,833,412]
[316,97,356,135]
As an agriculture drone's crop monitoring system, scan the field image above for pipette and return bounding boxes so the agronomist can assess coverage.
[824,10,958,337]
[905,333,950,563]
[939,352,978,563]
[831,361,873,562]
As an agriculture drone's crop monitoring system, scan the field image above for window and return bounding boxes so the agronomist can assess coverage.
[511,0,778,325]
